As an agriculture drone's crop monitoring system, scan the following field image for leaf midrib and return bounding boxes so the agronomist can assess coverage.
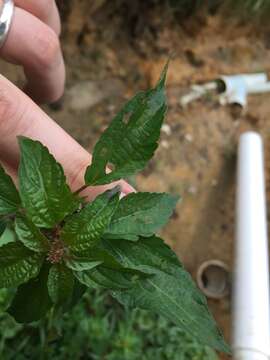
[111,208,156,226]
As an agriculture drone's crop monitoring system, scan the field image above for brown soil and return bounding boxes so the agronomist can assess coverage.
[2,2,270,358]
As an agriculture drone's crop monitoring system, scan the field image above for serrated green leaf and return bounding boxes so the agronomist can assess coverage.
[74,266,143,290]
[102,236,230,354]
[84,66,167,185]
[18,137,78,228]
[15,216,50,253]
[47,264,74,305]
[105,192,179,241]
[73,246,150,290]
[61,189,120,252]
[0,242,43,288]
[0,164,21,215]
[7,264,52,323]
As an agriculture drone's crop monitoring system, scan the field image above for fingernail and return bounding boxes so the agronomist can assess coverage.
[120,192,126,199]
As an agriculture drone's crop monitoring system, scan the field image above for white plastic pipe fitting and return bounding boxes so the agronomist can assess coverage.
[219,73,270,108]
[197,260,230,299]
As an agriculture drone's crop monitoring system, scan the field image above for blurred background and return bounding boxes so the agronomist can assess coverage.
[2,0,270,358]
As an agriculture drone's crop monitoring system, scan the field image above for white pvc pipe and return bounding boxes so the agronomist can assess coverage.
[233,132,270,360]
[241,73,267,89]
[249,82,270,94]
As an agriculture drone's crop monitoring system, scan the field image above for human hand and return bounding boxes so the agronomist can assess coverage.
[0,74,135,198]
[0,0,64,103]
[0,1,135,198]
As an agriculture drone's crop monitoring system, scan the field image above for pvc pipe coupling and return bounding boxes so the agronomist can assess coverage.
[219,73,270,108]
[197,260,230,299]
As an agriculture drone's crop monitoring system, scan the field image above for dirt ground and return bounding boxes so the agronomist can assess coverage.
[2,2,270,358]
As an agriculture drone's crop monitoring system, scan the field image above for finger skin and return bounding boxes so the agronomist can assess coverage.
[0,7,65,103]
[0,75,135,198]
[14,0,61,35]
[0,0,61,35]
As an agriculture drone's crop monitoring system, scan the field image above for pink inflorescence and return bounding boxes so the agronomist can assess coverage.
[47,239,65,264]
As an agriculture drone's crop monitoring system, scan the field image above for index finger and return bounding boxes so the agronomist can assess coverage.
[0,74,135,198]
[14,0,61,35]
[0,8,65,103]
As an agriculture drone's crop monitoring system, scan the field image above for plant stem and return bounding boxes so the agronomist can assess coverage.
[74,184,89,195]
[1,213,16,222]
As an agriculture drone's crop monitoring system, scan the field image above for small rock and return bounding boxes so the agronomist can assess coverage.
[233,120,240,128]
[188,185,198,195]
[161,140,170,149]
[161,124,172,136]
[66,79,124,111]
[185,133,193,142]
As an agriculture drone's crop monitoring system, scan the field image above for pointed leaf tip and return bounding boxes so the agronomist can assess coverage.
[84,67,168,186]
[157,61,169,89]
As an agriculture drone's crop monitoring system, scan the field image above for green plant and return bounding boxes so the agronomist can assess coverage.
[0,66,229,354]
[0,288,219,359]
